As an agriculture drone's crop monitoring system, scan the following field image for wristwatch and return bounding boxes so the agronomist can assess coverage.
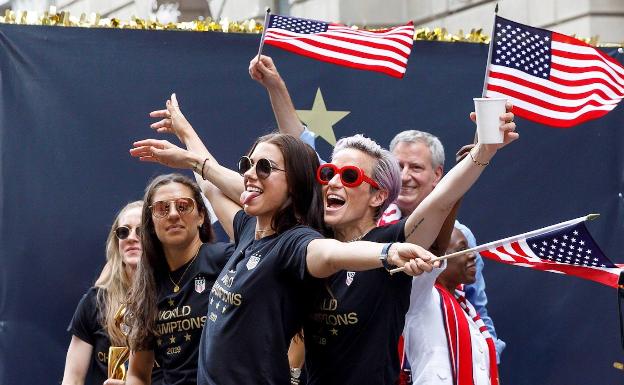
[290,367,301,385]
[380,243,397,272]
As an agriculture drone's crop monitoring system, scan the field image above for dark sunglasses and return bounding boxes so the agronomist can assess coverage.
[115,225,142,240]
[149,197,196,219]
[238,156,285,179]
[316,163,380,189]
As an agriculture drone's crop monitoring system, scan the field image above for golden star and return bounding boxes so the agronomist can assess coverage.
[184,333,191,341]
[157,339,162,346]
[330,328,338,336]
[296,88,350,146]
[169,336,176,344]
[168,298,174,307]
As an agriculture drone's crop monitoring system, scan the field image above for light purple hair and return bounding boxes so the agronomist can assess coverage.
[332,134,401,220]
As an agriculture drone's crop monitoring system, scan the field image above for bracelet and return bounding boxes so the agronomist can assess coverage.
[200,158,209,180]
[380,243,397,272]
[469,150,490,167]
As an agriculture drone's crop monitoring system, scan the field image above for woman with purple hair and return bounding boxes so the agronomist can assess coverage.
[246,54,518,385]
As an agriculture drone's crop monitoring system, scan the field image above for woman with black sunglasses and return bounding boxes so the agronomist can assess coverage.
[245,54,518,385]
[62,201,148,385]
[130,97,436,385]
[117,174,234,385]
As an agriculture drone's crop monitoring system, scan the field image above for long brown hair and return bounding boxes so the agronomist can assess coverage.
[94,200,143,346]
[126,174,214,350]
[247,133,326,234]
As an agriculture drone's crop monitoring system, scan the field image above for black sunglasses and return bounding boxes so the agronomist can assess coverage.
[238,156,285,179]
[115,225,141,240]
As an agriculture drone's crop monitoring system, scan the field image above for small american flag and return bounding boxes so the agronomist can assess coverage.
[484,16,624,127]
[263,14,414,78]
[480,222,622,288]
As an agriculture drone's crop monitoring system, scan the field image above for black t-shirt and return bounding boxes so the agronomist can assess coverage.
[304,219,411,385]
[67,287,110,385]
[197,210,323,385]
[154,241,234,385]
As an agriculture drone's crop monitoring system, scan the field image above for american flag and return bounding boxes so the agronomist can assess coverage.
[484,16,624,127]
[480,221,622,288]
[263,14,414,78]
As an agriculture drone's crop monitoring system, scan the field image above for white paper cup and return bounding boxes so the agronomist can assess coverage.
[473,97,507,144]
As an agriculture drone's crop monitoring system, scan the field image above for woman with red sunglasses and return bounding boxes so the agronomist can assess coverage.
[246,54,518,384]
[130,96,437,384]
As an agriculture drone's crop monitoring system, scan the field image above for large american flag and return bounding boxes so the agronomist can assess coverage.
[263,14,414,78]
[480,221,622,288]
[484,16,624,127]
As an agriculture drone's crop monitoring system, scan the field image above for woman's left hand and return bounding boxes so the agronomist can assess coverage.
[470,101,519,153]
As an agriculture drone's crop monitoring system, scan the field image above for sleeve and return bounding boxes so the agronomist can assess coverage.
[67,288,98,346]
[457,220,506,363]
[299,128,326,164]
[233,209,252,245]
[277,226,324,280]
[202,242,236,277]
[406,261,446,313]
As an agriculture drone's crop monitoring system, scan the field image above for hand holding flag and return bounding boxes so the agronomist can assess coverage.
[391,214,623,289]
[484,15,624,127]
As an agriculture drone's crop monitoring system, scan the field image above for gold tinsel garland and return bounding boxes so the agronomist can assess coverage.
[0,8,621,47]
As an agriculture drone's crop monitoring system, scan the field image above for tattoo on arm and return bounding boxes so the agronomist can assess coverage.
[405,217,425,240]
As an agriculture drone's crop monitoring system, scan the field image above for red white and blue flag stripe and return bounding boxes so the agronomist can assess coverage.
[485,16,624,127]
[263,14,414,78]
[480,221,622,288]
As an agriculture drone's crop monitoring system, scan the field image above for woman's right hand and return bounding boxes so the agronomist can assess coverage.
[103,379,125,385]
[388,243,439,276]
[130,139,201,171]
[149,93,194,142]
[249,55,284,90]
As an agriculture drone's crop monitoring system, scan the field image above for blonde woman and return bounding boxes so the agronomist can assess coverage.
[62,201,144,385]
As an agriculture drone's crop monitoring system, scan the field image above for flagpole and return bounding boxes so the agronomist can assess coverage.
[480,3,498,98]
[389,213,599,275]
[256,8,271,59]
[472,3,499,144]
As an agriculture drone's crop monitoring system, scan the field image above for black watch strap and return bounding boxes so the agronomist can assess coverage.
[380,243,396,271]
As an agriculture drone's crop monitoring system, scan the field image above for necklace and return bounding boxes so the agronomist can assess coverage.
[345,226,375,243]
[347,234,365,242]
[168,244,201,293]
[255,228,275,238]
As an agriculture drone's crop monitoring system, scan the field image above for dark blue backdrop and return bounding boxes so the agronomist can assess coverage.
[1,23,623,384]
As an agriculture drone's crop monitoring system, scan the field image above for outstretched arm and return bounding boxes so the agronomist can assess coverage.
[403,104,518,249]
[305,240,438,278]
[249,55,305,136]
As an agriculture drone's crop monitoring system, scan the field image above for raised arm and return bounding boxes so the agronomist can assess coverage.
[305,240,438,278]
[249,55,305,136]
[403,104,518,249]
[129,139,240,239]
[149,94,245,206]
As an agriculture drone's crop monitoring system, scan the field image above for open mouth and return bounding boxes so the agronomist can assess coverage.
[326,194,346,210]
[240,186,263,205]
